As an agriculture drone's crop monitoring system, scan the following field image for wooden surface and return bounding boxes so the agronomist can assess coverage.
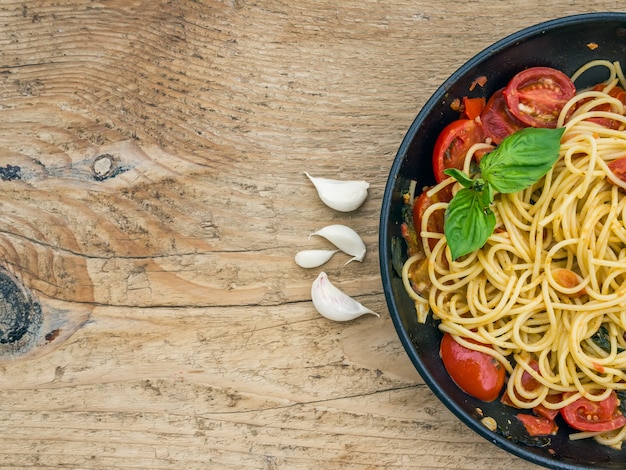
[0,1,621,468]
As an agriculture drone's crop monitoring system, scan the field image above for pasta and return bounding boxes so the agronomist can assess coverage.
[402,60,626,448]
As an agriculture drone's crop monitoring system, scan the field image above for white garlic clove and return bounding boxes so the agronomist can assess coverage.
[295,249,339,268]
[304,172,369,212]
[309,224,366,264]
[311,272,379,322]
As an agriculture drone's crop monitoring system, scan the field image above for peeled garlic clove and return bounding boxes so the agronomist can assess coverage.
[304,172,369,212]
[311,272,379,322]
[295,249,339,268]
[309,224,366,264]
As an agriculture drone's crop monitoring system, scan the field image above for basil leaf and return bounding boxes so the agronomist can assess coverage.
[483,180,494,206]
[591,325,625,354]
[444,168,475,189]
[444,186,496,260]
[391,236,405,278]
[480,127,565,194]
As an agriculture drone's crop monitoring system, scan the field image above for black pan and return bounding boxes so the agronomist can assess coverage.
[380,12,626,470]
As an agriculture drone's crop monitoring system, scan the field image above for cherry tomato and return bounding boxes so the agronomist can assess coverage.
[560,391,626,432]
[503,66,576,128]
[520,359,541,391]
[609,85,626,103]
[432,119,484,183]
[412,188,450,250]
[480,88,526,144]
[439,333,505,402]
[500,359,540,406]
[584,84,626,129]
[516,413,559,436]
[500,360,563,421]
[608,156,626,183]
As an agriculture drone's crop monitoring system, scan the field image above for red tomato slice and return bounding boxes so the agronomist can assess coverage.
[561,391,626,432]
[439,333,505,402]
[480,88,526,144]
[500,394,562,421]
[432,119,484,183]
[412,188,451,250]
[503,66,576,128]
[533,394,562,421]
[516,413,559,436]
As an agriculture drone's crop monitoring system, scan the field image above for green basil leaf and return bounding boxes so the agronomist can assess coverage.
[480,127,565,194]
[483,180,494,207]
[444,186,496,260]
[444,168,474,188]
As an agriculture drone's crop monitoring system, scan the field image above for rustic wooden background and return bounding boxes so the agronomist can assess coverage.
[0,1,622,468]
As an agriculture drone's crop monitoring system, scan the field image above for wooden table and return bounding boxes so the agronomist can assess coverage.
[0,1,621,468]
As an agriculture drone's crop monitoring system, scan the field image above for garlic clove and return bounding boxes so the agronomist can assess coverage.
[311,272,379,321]
[309,224,366,264]
[304,172,369,212]
[295,249,339,268]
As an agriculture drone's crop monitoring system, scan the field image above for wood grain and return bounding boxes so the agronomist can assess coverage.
[0,1,621,468]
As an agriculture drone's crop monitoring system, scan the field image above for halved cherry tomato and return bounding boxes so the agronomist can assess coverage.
[480,88,526,144]
[516,413,559,436]
[500,359,539,405]
[520,359,541,391]
[609,85,626,103]
[462,96,486,120]
[439,333,505,402]
[560,391,626,432]
[607,156,626,184]
[432,119,484,183]
[413,190,441,234]
[412,187,451,250]
[584,84,626,129]
[500,360,562,420]
[503,66,576,128]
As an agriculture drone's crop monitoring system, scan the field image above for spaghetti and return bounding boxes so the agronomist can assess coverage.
[402,60,626,448]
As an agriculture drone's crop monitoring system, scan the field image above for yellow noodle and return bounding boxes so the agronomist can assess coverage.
[401,61,626,447]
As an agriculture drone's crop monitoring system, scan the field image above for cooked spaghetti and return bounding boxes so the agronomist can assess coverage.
[402,60,626,448]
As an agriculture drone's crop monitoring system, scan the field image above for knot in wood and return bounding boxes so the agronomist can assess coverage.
[0,165,21,181]
[0,269,42,354]
[92,154,120,181]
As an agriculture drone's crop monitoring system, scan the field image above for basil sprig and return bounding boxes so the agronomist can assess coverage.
[443,127,565,260]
